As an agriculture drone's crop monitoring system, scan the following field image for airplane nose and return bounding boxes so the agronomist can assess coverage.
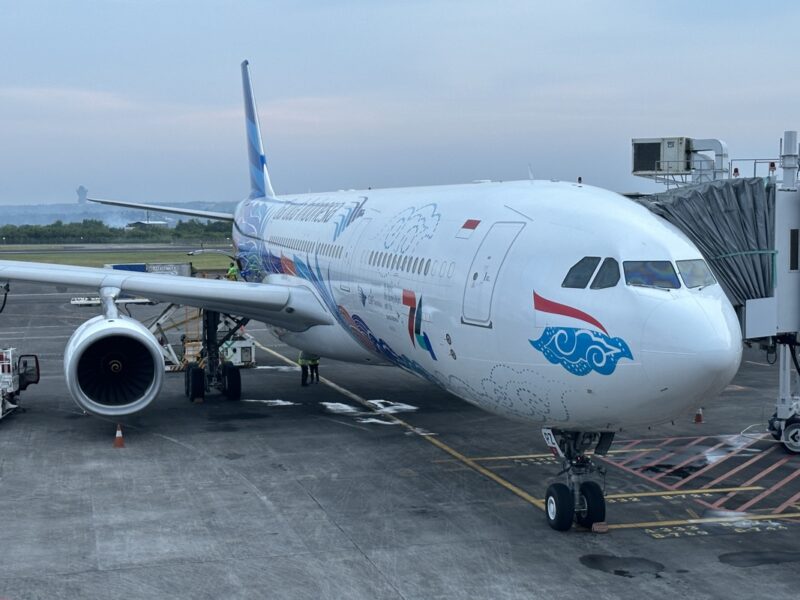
[641,295,742,403]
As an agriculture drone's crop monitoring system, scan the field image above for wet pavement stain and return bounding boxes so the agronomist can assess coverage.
[580,555,665,578]
[223,452,245,460]
[207,411,270,422]
[205,424,240,433]
[719,551,800,568]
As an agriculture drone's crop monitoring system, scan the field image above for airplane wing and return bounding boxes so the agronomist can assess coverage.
[88,197,235,222]
[0,260,332,332]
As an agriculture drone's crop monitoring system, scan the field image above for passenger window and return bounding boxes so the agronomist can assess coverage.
[424,259,431,275]
[412,257,419,273]
[676,259,716,288]
[590,258,620,289]
[623,261,681,289]
[562,257,601,288]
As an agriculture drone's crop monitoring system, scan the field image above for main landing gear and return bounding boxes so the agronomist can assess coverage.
[183,310,248,403]
[542,428,614,531]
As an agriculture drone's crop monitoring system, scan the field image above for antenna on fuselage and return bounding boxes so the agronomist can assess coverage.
[527,163,534,181]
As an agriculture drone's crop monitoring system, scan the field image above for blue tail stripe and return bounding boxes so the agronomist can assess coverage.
[241,60,275,198]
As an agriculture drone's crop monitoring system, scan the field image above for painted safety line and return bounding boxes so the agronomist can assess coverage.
[651,439,729,481]
[616,445,667,467]
[773,489,800,514]
[466,448,658,462]
[637,436,709,472]
[683,435,770,490]
[597,452,676,490]
[711,454,791,508]
[604,486,763,500]
[606,511,800,531]
[249,339,546,510]
[699,441,774,490]
[735,466,800,512]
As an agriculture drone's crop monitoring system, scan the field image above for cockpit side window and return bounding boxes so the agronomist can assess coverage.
[677,259,716,288]
[562,256,601,288]
[623,261,681,289]
[590,258,620,289]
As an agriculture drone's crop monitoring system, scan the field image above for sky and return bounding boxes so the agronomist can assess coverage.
[1,0,799,205]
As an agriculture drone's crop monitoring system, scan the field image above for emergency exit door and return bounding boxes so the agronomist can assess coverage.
[461,221,525,327]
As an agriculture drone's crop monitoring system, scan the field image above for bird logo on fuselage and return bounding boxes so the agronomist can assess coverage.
[529,292,632,376]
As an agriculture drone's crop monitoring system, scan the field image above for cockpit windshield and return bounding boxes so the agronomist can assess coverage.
[677,259,716,288]
[623,261,681,289]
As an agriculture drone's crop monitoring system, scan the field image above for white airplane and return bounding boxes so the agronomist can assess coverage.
[0,61,742,531]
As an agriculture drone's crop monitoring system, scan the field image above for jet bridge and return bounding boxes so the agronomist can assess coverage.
[636,130,800,452]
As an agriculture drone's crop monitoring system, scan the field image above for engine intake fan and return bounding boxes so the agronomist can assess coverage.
[64,315,164,416]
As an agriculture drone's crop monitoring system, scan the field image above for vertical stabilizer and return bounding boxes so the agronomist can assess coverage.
[241,60,276,199]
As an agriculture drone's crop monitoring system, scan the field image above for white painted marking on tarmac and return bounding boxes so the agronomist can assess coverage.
[241,399,297,406]
[356,418,398,425]
[255,366,298,372]
[405,427,437,437]
[321,402,362,415]
[745,360,772,367]
[367,399,418,414]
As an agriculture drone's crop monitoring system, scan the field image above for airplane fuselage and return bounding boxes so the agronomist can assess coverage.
[232,179,742,430]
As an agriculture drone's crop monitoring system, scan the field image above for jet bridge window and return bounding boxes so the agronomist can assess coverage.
[623,261,681,289]
[676,259,716,288]
[590,258,620,289]
[562,256,601,288]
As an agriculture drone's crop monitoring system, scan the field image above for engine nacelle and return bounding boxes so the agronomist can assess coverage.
[64,315,164,417]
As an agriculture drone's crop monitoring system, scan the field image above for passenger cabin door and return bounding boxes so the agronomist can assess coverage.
[461,221,525,327]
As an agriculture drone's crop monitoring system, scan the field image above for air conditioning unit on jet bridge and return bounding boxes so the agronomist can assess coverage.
[632,137,691,175]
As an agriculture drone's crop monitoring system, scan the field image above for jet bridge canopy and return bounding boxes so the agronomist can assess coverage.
[636,177,775,308]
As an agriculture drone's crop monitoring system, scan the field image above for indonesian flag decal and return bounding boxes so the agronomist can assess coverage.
[533,291,607,334]
[456,219,481,239]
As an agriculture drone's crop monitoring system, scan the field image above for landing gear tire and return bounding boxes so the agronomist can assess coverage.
[545,483,575,531]
[781,420,800,454]
[222,363,242,401]
[188,364,205,402]
[575,481,605,529]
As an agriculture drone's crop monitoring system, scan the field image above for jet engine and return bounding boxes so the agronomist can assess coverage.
[64,315,164,417]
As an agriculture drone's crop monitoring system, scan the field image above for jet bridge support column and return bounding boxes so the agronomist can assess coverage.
[749,130,800,452]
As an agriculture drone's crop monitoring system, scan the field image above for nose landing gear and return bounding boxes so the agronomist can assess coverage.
[542,428,614,531]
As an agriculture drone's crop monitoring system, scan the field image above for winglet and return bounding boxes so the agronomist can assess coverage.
[241,60,276,199]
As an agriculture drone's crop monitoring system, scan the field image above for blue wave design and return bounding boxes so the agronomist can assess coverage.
[530,327,632,376]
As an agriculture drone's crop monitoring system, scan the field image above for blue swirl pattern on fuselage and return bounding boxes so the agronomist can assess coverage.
[530,327,632,376]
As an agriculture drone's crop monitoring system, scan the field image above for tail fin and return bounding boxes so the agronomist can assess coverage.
[241,60,276,199]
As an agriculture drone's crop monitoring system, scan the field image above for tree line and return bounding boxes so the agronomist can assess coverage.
[0,219,232,244]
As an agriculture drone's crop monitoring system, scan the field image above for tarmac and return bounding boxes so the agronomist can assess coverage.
[1,281,799,599]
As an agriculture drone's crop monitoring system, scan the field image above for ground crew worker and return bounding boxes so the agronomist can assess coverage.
[309,354,320,383]
[298,351,320,386]
[227,262,239,281]
[298,351,311,386]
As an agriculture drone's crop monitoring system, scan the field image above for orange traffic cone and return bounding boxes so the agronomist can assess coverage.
[694,408,704,424]
[113,424,125,448]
